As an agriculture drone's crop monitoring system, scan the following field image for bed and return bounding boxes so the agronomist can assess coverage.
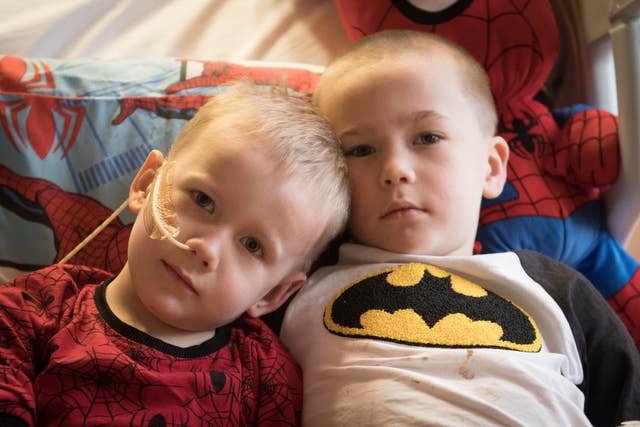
[1,1,639,347]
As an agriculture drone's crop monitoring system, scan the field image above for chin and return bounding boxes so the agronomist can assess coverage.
[381,239,433,256]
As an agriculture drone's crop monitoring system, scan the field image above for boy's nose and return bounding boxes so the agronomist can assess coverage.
[186,234,221,271]
[380,153,416,186]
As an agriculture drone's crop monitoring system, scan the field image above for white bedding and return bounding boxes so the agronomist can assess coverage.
[0,0,349,65]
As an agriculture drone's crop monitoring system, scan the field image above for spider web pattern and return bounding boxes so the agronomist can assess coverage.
[0,265,112,425]
[0,165,130,272]
[165,61,320,96]
[608,269,640,350]
[112,61,319,126]
[481,102,620,225]
[0,265,302,426]
[547,110,619,189]
[38,348,157,425]
[2,59,322,275]
[247,331,302,426]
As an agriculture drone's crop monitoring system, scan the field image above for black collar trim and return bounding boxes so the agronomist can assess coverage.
[95,279,232,358]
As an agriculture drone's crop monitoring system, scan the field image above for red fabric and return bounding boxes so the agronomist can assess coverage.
[0,264,302,426]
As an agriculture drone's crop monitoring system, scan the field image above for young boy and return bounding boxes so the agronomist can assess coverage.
[0,81,350,426]
[280,30,640,426]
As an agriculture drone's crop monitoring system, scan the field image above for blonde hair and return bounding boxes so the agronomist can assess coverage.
[169,80,350,269]
[315,30,498,135]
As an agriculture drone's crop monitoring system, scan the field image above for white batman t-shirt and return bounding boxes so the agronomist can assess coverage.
[280,244,590,427]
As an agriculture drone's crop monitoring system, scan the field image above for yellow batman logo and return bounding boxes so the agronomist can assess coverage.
[324,263,541,352]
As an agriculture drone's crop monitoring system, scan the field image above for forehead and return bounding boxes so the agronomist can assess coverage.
[320,53,470,131]
[335,52,464,98]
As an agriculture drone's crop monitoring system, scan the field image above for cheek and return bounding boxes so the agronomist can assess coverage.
[347,213,369,243]
[349,186,374,218]
[348,167,375,198]
[217,261,264,296]
[128,219,148,253]
[347,193,377,242]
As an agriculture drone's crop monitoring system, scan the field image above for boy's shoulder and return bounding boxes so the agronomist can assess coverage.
[232,314,301,364]
[513,249,575,270]
[513,249,638,348]
[2,264,114,309]
[3,264,113,289]
[232,314,288,350]
[512,249,592,295]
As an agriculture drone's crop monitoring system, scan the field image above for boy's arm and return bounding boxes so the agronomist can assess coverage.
[515,250,640,425]
[0,270,53,426]
[0,265,112,427]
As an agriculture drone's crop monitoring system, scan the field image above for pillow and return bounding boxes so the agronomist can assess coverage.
[0,56,323,282]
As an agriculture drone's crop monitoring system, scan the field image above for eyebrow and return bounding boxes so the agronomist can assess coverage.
[338,109,448,139]
[338,130,362,140]
[412,110,447,123]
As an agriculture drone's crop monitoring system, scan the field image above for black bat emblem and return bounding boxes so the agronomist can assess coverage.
[324,263,541,352]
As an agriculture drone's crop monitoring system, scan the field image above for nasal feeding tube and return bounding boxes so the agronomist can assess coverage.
[57,160,192,264]
[143,160,192,251]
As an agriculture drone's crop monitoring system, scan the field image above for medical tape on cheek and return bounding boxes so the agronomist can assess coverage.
[143,160,192,251]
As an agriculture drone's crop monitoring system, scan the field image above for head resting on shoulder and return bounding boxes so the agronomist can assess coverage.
[163,80,350,270]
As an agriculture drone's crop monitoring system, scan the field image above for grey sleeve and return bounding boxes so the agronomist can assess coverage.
[515,250,640,427]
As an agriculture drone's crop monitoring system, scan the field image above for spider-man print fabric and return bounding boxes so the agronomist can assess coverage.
[0,264,302,426]
[0,56,321,281]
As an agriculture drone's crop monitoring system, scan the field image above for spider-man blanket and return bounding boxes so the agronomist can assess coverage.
[0,55,321,280]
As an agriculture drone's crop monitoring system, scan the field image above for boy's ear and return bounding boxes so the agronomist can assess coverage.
[129,150,165,214]
[482,136,509,199]
[246,272,307,318]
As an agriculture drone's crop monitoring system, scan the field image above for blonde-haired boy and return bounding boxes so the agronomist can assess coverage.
[0,81,349,426]
[281,30,640,426]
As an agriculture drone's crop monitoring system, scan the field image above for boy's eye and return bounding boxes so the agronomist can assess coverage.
[344,145,375,157]
[192,191,215,214]
[240,236,264,257]
[415,133,440,145]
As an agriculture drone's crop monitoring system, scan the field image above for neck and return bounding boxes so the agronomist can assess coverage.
[105,264,215,348]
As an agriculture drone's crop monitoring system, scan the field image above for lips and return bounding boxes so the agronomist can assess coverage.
[381,201,425,219]
[162,261,198,294]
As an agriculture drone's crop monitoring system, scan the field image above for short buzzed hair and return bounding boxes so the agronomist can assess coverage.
[314,30,498,135]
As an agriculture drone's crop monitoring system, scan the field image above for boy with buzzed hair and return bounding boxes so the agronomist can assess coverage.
[281,30,640,426]
[0,81,350,426]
